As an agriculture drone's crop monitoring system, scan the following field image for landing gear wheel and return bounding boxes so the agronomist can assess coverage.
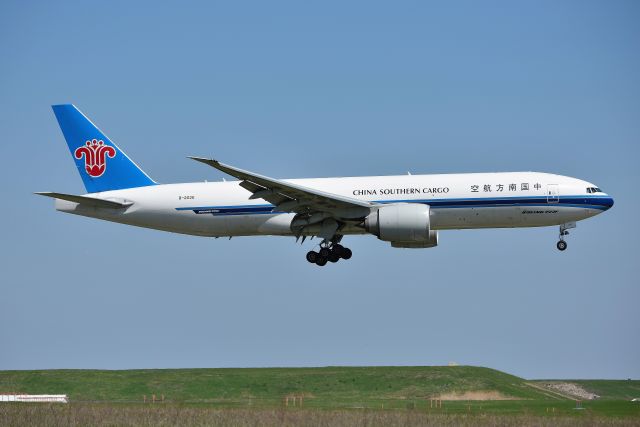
[328,252,340,263]
[306,251,319,263]
[556,223,575,252]
[307,236,351,265]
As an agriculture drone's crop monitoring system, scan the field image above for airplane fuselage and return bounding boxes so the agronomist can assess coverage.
[55,171,613,239]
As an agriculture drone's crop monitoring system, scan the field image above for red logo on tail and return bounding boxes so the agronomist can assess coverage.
[74,139,116,178]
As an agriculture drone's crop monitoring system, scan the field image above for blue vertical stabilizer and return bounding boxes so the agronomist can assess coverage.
[52,104,156,193]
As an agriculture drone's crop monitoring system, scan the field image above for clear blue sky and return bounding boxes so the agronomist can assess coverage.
[1,1,638,379]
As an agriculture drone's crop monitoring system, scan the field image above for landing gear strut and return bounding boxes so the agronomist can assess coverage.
[306,237,352,266]
[556,222,575,251]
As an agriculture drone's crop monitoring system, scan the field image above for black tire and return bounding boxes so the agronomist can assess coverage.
[319,247,331,258]
[332,244,344,256]
[316,257,328,266]
[341,248,352,260]
[306,251,318,263]
[557,241,567,251]
[328,252,340,263]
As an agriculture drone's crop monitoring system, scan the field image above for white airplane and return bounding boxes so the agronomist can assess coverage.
[38,105,614,266]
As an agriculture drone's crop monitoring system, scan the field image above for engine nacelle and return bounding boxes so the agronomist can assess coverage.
[364,203,438,247]
[390,237,438,248]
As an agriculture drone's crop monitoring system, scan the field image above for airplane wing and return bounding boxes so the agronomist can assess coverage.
[35,192,132,209]
[189,157,374,237]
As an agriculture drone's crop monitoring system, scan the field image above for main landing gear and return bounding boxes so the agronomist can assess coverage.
[306,241,352,267]
[556,222,576,251]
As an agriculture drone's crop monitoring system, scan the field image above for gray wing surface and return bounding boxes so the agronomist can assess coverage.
[189,157,374,238]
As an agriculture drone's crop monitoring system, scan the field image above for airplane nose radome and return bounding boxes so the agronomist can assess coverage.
[604,196,614,210]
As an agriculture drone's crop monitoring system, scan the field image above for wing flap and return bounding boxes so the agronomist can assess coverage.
[238,180,293,207]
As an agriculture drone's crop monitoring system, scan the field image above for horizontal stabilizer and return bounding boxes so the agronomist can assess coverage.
[34,192,132,209]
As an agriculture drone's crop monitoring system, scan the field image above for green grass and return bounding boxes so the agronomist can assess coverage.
[0,366,545,403]
[0,366,638,419]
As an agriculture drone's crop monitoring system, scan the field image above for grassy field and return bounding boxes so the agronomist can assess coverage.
[1,366,639,425]
[0,366,551,403]
[2,404,640,427]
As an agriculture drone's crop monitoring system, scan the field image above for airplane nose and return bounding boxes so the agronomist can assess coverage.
[603,195,614,210]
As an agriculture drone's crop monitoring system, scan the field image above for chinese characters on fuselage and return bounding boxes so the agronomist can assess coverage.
[471,183,542,193]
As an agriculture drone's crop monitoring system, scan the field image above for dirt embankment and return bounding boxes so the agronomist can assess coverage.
[540,383,599,400]
[435,391,517,401]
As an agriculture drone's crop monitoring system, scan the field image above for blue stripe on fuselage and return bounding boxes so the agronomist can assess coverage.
[175,195,613,216]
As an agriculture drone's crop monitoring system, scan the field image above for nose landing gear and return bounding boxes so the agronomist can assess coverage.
[556,222,575,251]
[306,239,352,266]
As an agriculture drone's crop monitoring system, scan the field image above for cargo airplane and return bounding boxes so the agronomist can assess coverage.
[37,105,614,266]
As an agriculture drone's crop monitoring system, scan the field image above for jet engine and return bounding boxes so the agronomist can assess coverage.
[364,203,438,248]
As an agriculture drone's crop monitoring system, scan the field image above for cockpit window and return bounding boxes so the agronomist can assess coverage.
[586,187,603,194]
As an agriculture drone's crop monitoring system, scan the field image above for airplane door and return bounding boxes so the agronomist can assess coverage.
[547,184,559,203]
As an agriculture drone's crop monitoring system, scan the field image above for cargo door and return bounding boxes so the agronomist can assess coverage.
[546,184,559,203]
